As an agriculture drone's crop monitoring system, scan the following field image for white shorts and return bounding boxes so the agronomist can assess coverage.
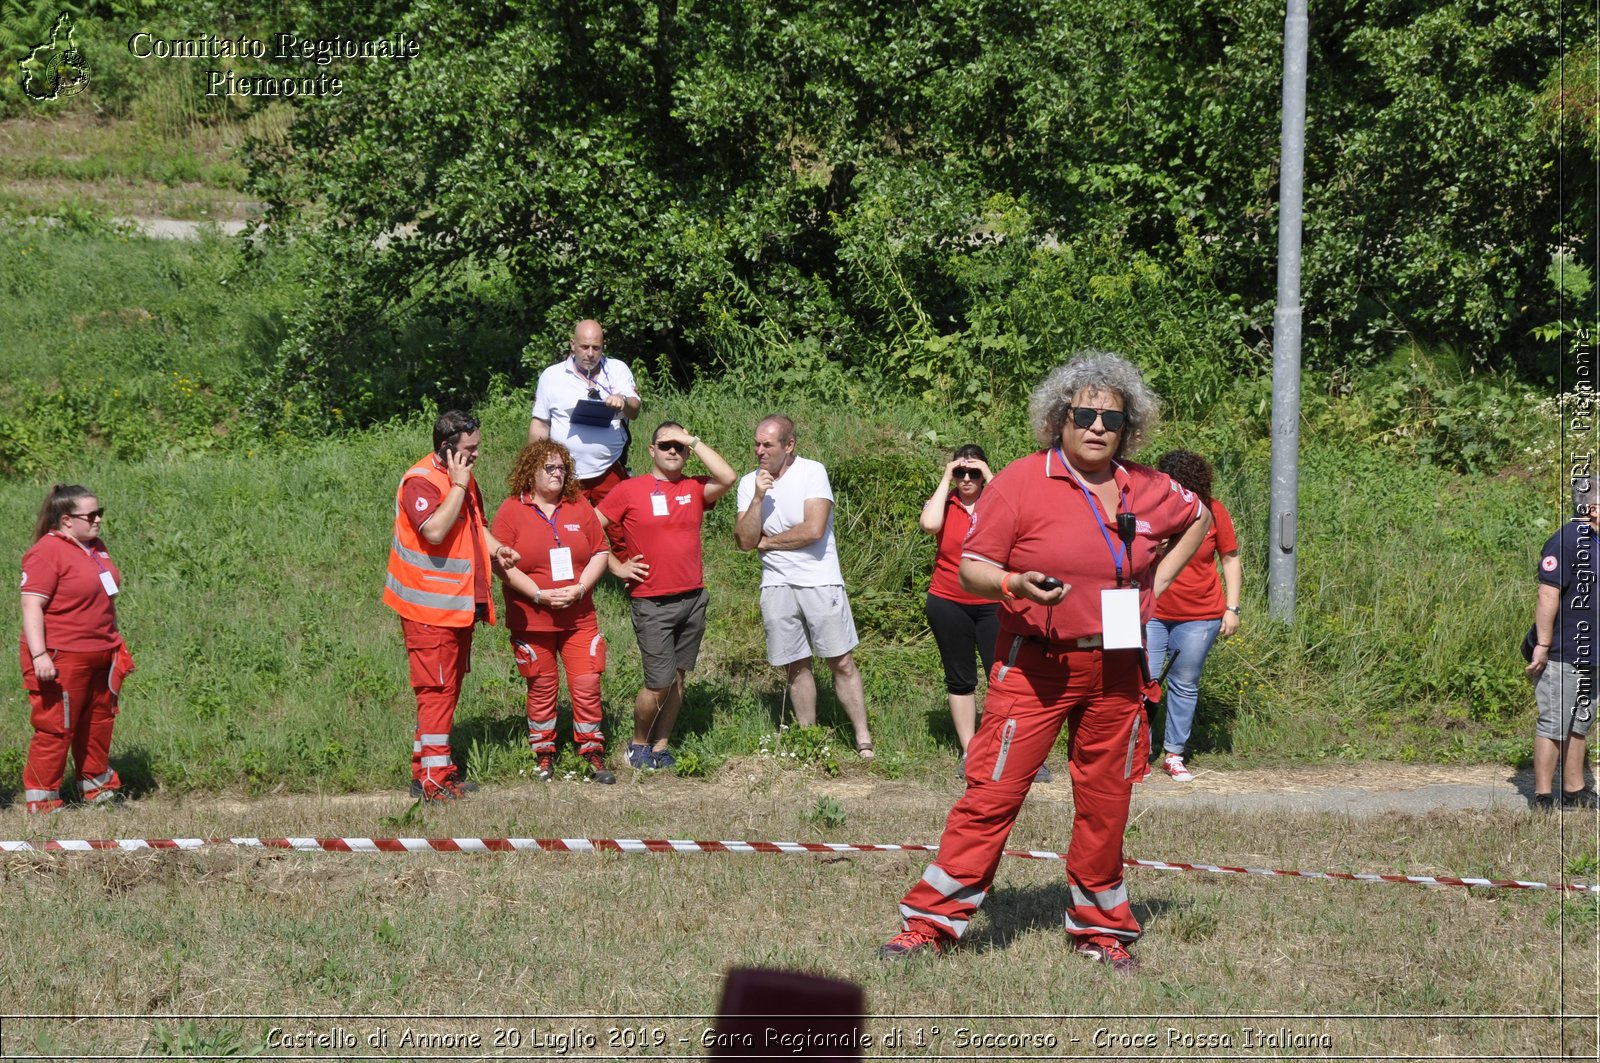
[760,584,859,666]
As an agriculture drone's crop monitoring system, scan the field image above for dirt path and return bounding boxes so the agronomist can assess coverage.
[117,216,248,238]
[797,760,1535,816]
[96,760,1537,834]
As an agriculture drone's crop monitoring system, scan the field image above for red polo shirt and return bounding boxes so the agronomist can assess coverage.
[489,495,605,634]
[597,473,716,598]
[20,532,122,652]
[1155,497,1238,622]
[928,494,986,605]
[962,449,1202,642]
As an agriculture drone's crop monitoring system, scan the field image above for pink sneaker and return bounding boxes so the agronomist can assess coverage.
[1161,753,1194,782]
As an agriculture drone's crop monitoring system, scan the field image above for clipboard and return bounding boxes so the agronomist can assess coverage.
[569,398,615,426]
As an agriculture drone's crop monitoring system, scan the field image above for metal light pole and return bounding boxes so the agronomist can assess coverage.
[1268,0,1309,622]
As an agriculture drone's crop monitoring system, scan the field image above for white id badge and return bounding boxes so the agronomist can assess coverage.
[651,494,670,516]
[548,547,574,582]
[99,570,120,597]
[1100,587,1141,648]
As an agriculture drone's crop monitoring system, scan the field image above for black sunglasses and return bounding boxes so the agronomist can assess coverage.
[68,508,105,522]
[587,388,601,401]
[952,468,983,481]
[1068,406,1127,432]
[654,441,688,455]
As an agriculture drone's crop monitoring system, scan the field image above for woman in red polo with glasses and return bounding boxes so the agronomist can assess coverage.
[19,484,133,813]
[884,352,1211,972]
[491,441,615,785]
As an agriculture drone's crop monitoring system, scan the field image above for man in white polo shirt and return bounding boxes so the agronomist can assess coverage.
[529,319,642,506]
[734,413,875,758]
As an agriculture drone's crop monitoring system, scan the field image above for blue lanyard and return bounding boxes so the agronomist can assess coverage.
[522,495,562,546]
[1055,447,1128,586]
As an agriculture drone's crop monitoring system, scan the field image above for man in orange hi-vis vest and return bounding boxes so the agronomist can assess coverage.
[385,410,520,801]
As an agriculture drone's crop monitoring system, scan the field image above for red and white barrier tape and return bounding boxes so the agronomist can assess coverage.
[1,836,1595,894]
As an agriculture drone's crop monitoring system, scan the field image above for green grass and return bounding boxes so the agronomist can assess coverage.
[0,223,1576,800]
[0,217,310,474]
[0,378,1565,802]
[0,99,277,219]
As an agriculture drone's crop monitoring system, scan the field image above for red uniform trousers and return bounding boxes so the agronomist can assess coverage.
[513,615,607,756]
[897,639,1150,945]
[401,618,473,791]
[21,646,122,810]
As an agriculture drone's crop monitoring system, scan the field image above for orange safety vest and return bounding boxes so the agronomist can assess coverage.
[383,455,495,628]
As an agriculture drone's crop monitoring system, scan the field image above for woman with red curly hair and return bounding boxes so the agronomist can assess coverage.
[491,441,615,783]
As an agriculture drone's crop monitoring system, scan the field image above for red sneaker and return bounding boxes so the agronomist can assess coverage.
[878,927,946,959]
[583,752,616,785]
[418,776,468,802]
[1075,935,1139,973]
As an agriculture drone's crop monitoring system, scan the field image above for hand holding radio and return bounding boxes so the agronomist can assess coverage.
[1005,570,1069,605]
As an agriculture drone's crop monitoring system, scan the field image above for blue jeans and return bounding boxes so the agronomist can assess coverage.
[1145,617,1222,755]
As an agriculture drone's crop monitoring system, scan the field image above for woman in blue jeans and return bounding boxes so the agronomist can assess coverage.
[1146,450,1240,781]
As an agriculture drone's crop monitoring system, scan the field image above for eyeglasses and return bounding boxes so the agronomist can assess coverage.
[587,388,601,400]
[654,441,687,455]
[67,509,105,522]
[1068,406,1127,432]
[952,468,983,481]
[542,465,568,476]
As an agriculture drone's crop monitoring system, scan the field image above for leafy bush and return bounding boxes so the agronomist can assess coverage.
[241,0,1593,428]
[1308,350,1545,473]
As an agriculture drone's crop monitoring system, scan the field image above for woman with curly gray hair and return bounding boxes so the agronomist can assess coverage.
[883,351,1211,972]
[1026,350,1162,456]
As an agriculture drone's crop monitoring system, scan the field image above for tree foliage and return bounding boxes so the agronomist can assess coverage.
[245,0,1595,426]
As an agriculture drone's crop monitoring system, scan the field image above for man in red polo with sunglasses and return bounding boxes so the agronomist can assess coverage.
[597,421,738,771]
[529,319,642,507]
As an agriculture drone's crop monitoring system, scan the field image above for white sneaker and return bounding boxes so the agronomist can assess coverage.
[1161,753,1194,782]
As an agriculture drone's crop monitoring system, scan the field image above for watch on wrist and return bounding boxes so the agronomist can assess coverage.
[1226,606,1241,615]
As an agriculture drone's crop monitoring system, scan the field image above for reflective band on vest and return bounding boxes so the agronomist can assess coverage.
[382,456,494,628]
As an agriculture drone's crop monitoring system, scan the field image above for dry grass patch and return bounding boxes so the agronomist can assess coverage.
[0,113,262,220]
[0,775,1594,1058]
